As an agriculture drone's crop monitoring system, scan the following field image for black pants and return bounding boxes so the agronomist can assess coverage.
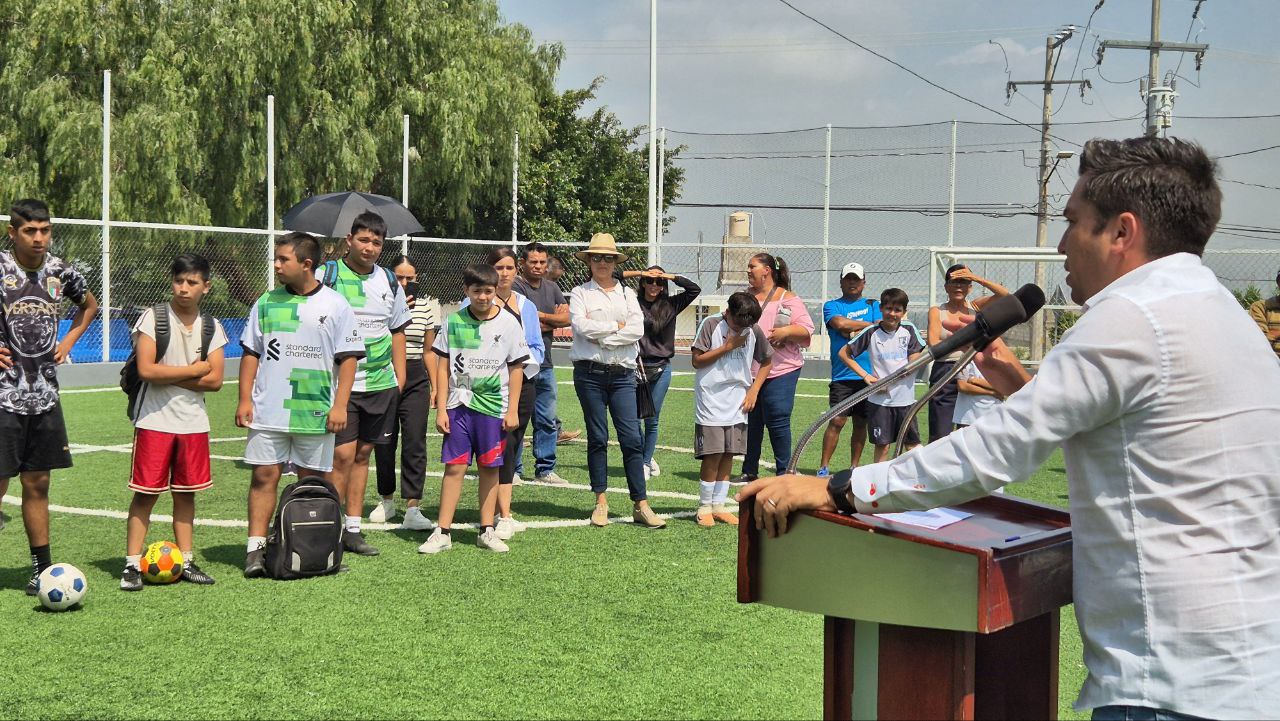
[927,360,959,443]
[499,379,536,485]
[374,360,430,500]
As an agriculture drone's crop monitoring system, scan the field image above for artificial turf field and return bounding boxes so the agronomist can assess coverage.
[0,369,1087,720]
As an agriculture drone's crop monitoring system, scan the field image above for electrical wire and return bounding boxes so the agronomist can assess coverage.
[1055,0,1106,116]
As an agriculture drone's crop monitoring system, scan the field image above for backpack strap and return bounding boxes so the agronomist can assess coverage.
[152,303,172,361]
[321,260,339,289]
[381,265,397,293]
[198,313,216,361]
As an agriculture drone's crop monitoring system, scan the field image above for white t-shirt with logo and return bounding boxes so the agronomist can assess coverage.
[431,307,529,418]
[844,321,925,407]
[130,305,228,433]
[240,284,365,434]
[316,260,410,393]
[690,315,773,426]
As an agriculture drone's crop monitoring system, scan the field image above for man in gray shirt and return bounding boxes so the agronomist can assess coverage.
[513,242,575,485]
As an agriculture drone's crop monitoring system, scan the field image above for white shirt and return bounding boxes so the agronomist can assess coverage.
[952,362,1001,426]
[844,321,925,407]
[568,279,644,369]
[131,305,228,433]
[315,261,410,392]
[848,253,1280,719]
[691,316,772,426]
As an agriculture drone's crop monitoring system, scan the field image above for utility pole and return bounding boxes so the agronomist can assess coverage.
[1098,0,1208,137]
[1007,29,1088,361]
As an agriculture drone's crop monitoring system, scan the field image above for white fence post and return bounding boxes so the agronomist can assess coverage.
[511,131,519,246]
[266,94,276,290]
[656,127,666,266]
[101,70,112,363]
[402,113,410,256]
[822,124,832,324]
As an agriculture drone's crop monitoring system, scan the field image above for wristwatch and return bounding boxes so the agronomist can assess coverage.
[826,468,856,515]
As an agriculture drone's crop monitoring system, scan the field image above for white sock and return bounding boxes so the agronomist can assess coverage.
[247,536,266,553]
[181,548,194,565]
[712,481,730,507]
[125,554,141,569]
[699,481,715,506]
[345,516,361,533]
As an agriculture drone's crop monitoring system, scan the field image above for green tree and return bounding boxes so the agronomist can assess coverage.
[1232,285,1264,310]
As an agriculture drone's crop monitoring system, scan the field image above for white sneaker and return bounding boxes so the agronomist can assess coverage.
[495,516,517,540]
[369,498,396,523]
[477,527,510,552]
[508,516,527,533]
[643,463,652,481]
[535,471,571,486]
[418,528,452,554]
[401,506,435,531]
[648,459,661,478]
[511,472,524,486]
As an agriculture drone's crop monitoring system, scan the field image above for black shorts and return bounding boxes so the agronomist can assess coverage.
[0,404,73,477]
[335,387,400,446]
[867,403,920,447]
[829,380,871,419]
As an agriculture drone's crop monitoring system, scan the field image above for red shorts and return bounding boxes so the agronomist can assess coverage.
[129,429,212,494]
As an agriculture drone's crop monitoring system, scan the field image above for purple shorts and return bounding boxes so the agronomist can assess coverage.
[441,406,506,468]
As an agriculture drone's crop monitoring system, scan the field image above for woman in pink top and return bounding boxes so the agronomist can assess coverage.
[739,252,814,481]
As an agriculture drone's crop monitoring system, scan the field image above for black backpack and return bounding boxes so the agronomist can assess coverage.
[264,476,344,580]
[119,304,216,420]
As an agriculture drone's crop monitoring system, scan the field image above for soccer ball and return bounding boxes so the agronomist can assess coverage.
[141,541,184,584]
[37,563,88,611]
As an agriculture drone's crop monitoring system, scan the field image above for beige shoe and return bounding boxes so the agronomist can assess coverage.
[633,503,667,529]
[590,503,610,527]
[711,505,739,526]
[696,505,715,528]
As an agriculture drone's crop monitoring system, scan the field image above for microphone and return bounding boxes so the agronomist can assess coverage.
[927,284,1046,359]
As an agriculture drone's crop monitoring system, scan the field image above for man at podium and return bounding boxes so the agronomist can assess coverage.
[740,137,1280,721]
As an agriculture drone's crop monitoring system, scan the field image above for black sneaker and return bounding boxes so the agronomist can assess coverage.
[120,565,143,592]
[342,530,379,556]
[243,548,266,579]
[25,571,39,596]
[181,562,215,585]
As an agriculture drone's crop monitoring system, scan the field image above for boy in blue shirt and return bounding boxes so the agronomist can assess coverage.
[818,262,880,476]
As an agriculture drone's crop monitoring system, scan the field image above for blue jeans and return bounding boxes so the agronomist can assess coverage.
[526,366,559,477]
[1091,706,1204,721]
[641,363,673,466]
[573,365,647,501]
[742,368,801,476]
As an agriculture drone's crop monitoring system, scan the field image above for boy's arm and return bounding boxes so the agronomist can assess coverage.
[838,344,876,383]
[422,328,440,391]
[55,290,99,363]
[136,331,210,385]
[433,351,451,434]
[743,356,772,411]
[327,356,357,433]
[235,353,258,427]
[173,346,224,392]
[957,377,1000,397]
[690,336,741,368]
[392,331,407,392]
[504,364,524,431]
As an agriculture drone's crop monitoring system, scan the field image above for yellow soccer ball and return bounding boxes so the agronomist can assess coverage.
[141,541,184,584]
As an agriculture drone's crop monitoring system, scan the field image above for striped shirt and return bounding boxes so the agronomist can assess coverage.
[403,296,442,360]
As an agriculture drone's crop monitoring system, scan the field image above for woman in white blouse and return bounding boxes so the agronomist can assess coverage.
[569,233,666,529]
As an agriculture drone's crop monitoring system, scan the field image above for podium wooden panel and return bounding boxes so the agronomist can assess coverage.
[738,494,1071,720]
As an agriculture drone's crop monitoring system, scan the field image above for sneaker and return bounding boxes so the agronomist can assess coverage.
[26,571,40,596]
[0,511,5,531]
[711,506,740,525]
[181,561,216,585]
[281,462,297,476]
[696,505,715,528]
[369,498,396,523]
[495,516,517,541]
[342,530,380,556]
[557,429,582,445]
[476,527,510,552]
[535,471,571,486]
[243,548,266,579]
[643,463,652,481]
[729,473,758,486]
[418,528,452,554]
[511,472,523,486]
[401,506,435,531]
[816,466,831,478]
[633,503,667,529]
[120,565,144,591]
[508,516,527,533]
[648,459,661,478]
[590,503,610,527]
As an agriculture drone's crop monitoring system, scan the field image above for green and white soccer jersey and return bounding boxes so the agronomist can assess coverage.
[317,260,410,392]
[431,307,529,417]
[240,285,365,434]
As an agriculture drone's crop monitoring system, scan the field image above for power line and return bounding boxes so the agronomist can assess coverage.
[1055,0,1106,115]
[1218,144,1280,160]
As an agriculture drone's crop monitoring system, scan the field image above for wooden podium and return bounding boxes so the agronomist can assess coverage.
[738,494,1072,720]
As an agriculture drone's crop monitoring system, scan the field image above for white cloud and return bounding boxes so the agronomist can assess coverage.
[943,37,1037,68]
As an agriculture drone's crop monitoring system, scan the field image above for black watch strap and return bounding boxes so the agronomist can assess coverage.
[827,468,855,514]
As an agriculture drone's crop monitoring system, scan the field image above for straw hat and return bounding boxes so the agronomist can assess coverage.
[574,232,630,263]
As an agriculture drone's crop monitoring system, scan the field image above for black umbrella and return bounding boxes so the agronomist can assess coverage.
[281,191,425,238]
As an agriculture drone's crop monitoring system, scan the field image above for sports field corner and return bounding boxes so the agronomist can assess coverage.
[0,370,1087,720]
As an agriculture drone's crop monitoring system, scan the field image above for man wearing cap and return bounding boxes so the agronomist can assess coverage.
[816,262,880,477]
[1248,268,1280,359]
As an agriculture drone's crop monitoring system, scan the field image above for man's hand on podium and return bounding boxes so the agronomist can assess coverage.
[736,475,835,538]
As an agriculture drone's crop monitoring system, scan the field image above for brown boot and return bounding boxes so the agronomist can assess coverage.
[696,505,715,527]
[633,502,667,529]
[711,505,739,525]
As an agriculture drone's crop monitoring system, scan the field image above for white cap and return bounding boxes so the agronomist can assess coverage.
[841,262,865,279]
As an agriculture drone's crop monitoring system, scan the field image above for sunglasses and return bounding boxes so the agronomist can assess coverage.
[588,254,616,263]
[641,278,664,285]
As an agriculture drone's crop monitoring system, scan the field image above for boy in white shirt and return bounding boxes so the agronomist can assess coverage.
[690,292,773,526]
[839,288,924,462]
[120,254,227,591]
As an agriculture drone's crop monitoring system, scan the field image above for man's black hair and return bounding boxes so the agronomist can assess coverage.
[171,252,212,281]
[9,199,50,228]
